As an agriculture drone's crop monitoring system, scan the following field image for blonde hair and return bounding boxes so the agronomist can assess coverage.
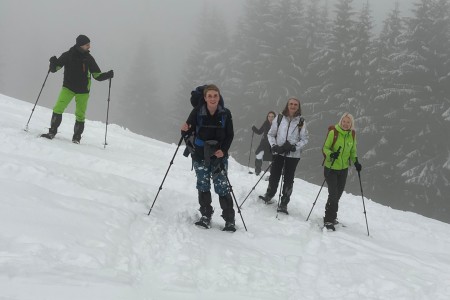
[339,112,355,130]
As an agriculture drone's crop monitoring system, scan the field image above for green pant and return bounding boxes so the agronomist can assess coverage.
[53,87,89,122]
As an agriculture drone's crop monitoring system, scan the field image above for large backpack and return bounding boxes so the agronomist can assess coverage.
[321,125,355,165]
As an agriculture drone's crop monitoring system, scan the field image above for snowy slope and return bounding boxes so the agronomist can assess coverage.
[0,93,449,300]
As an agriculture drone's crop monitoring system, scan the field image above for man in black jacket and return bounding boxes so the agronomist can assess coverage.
[181,84,236,231]
[41,34,114,143]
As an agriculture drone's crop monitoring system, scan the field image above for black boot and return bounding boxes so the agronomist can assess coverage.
[41,112,62,139]
[72,121,85,144]
[219,194,236,231]
[254,159,262,176]
[195,191,213,228]
[260,185,276,204]
[277,196,290,214]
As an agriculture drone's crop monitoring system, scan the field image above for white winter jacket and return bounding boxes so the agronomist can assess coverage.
[267,114,309,159]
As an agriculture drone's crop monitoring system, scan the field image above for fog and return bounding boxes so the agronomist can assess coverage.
[0,0,409,119]
[3,0,449,225]
[0,0,242,122]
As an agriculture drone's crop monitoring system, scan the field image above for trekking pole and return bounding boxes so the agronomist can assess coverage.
[148,135,184,216]
[239,161,273,209]
[24,69,51,132]
[223,169,248,231]
[247,131,254,174]
[305,146,341,221]
[103,79,112,149]
[357,170,370,236]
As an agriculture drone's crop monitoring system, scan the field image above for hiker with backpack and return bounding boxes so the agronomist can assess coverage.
[260,98,309,214]
[41,34,114,143]
[251,111,276,175]
[180,84,236,231]
[322,112,362,231]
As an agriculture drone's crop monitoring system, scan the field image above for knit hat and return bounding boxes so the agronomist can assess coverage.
[76,35,90,47]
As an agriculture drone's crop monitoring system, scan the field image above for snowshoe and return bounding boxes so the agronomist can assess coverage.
[222,220,236,232]
[277,205,289,215]
[258,195,274,204]
[324,222,336,231]
[41,133,55,140]
[195,216,211,229]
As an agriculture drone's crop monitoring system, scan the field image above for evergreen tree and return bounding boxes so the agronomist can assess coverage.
[171,4,231,130]
[114,39,160,137]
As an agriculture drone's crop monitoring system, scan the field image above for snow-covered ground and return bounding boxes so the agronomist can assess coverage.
[1,93,449,300]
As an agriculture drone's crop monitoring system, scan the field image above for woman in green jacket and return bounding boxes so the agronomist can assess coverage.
[322,112,362,231]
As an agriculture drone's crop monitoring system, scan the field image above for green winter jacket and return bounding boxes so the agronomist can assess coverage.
[323,124,357,170]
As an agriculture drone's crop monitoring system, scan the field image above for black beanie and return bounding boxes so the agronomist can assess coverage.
[76,35,90,46]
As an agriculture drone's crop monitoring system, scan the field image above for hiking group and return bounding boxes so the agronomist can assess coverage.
[31,34,364,233]
[181,85,362,232]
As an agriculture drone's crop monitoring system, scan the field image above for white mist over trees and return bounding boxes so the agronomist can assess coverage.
[166,0,450,223]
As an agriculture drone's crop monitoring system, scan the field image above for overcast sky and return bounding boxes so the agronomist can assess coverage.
[0,0,412,124]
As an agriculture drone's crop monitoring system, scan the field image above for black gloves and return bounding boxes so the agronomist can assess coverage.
[282,141,296,153]
[354,159,362,172]
[49,56,58,72]
[252,125,257,133]
[105,70,114,79]
[330,151,340,160]
[96,70,114,81]
[271,145,281,154]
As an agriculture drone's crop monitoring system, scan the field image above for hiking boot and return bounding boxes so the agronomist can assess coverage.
[324,222,336,231]
[72,121,84,144]
[259,194,274,204]
[195,216,211,229]
[223,220,236,232]
[41,132,55,139]
[41,112,62,139]
[72,135,81,144]
[277,204,289,214]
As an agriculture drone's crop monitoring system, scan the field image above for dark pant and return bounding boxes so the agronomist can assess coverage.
[324,167,348,222]
[266,155,300,204]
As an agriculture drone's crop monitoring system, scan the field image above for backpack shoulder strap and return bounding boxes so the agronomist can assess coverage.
[276,114,283,127]
[322,125,338,166]
[329,125,339,149]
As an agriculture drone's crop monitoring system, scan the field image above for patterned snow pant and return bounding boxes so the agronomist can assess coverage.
[193,157,234,221]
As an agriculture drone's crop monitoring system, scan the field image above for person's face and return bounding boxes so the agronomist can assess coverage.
[205,90,220,108]
[341,116,352,130]
[80,43,91,52]
[267,113,275,123]
[287,99,299,115]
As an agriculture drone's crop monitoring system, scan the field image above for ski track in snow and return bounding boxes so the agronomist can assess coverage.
[1,94,450,299]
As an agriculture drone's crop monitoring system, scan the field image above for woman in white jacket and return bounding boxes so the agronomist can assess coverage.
[260,97,309,214]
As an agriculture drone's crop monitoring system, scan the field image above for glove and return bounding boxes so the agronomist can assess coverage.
[271,145,281,154]
[49,56,58,72]
[354,159,362,172]
[251,125,257,133]
[105,70,114,79]
[282,141,296,153]
[330,151,340,160]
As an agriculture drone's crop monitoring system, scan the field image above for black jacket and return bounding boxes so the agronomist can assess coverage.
[52,46,109,94]
[185,104,234,162]
[254,120,273,161]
